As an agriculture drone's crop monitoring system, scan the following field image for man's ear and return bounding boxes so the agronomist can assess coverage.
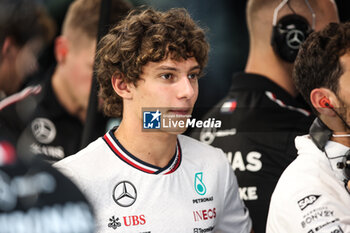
[1,37,19,60]
[111,72,133,99]
[310,88,336,116]
[54,36,68,64]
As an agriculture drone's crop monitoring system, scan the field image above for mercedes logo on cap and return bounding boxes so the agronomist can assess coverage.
[113,181,137,207]
[286,29,305,50]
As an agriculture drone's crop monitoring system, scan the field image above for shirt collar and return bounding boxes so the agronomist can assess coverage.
[296,135,350,182]
[230,72,309,108]
[103,129,182,175]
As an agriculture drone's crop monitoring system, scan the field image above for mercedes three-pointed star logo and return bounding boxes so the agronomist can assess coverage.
[286,29,305,50]
[112,181,137,207]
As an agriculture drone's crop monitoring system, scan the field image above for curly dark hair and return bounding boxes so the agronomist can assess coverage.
[293,22,350,115]
[95,7,209,117]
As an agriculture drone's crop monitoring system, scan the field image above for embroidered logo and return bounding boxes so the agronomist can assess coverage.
[31,118,56,144]
[194,172,206,196]
[298,195,321,211]
[113,181,137,207]
[108,216,121,229]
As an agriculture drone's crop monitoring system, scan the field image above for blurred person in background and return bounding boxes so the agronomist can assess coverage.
[0,143,96,233]
[0,0,132,162]
[191,0,339,232]
[0,0,55,100]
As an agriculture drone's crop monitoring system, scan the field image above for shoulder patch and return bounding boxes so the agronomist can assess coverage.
[220,99,237,113]
[298,194,321,211]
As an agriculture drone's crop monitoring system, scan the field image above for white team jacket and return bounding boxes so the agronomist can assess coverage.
[54,130,252,233]
[267,135,350,233]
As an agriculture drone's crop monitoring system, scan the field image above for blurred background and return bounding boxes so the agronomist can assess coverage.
[25,0,350,120]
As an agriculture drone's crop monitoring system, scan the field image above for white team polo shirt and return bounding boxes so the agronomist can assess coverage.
[54,130,252,233]
[267,135,350,233]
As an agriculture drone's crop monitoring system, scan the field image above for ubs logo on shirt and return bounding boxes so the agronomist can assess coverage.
[108,216,121,229]
[108,215,147,229]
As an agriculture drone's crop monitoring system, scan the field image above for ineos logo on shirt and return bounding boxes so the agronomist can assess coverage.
[298,194,321,211]
[31,118,56,144]
[113,181,137,207]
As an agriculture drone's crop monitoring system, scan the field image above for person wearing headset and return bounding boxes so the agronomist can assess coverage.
[191,0,338,233]
[190,0,338,232]
[267,21,350,232]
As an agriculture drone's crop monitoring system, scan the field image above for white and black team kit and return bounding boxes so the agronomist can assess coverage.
[54,129,252,233]
[191,73,315,233]
[0,70,109,162]
[267,136,350,233]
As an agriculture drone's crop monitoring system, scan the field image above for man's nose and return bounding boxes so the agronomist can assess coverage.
[176,76,196,100]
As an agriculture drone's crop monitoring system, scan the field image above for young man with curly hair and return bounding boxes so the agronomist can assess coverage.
[54,7,252,233]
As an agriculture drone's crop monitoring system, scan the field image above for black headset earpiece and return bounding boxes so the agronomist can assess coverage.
[309,118,350,181]
[337,151,350,181]
[271,14,313,62]
[271,0,315,63]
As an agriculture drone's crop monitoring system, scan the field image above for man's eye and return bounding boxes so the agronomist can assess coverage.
[188,73,199,79]
[161,74,173,80]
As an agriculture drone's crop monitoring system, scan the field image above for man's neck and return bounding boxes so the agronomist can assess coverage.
[245,49,298,97]
[331,136,350,148]
[115,118,178,168]
[51,68,86,122]
[331,126,350,148]
[321,115,350,148]
[0,63,13,97]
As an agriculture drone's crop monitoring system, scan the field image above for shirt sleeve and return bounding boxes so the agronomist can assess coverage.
[53,160,82,190]
[216,151,252,233]
[267,187,350,233]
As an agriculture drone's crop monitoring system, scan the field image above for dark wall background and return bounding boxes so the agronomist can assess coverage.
[31,0,350,120]
[136,0,350,120]
[135,0,249,121]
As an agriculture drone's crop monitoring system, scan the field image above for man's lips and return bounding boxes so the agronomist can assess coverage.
[168,109,192,115]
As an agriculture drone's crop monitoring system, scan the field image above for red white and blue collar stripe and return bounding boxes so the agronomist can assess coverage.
[265,91,311,116]
[103,130,182,175]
